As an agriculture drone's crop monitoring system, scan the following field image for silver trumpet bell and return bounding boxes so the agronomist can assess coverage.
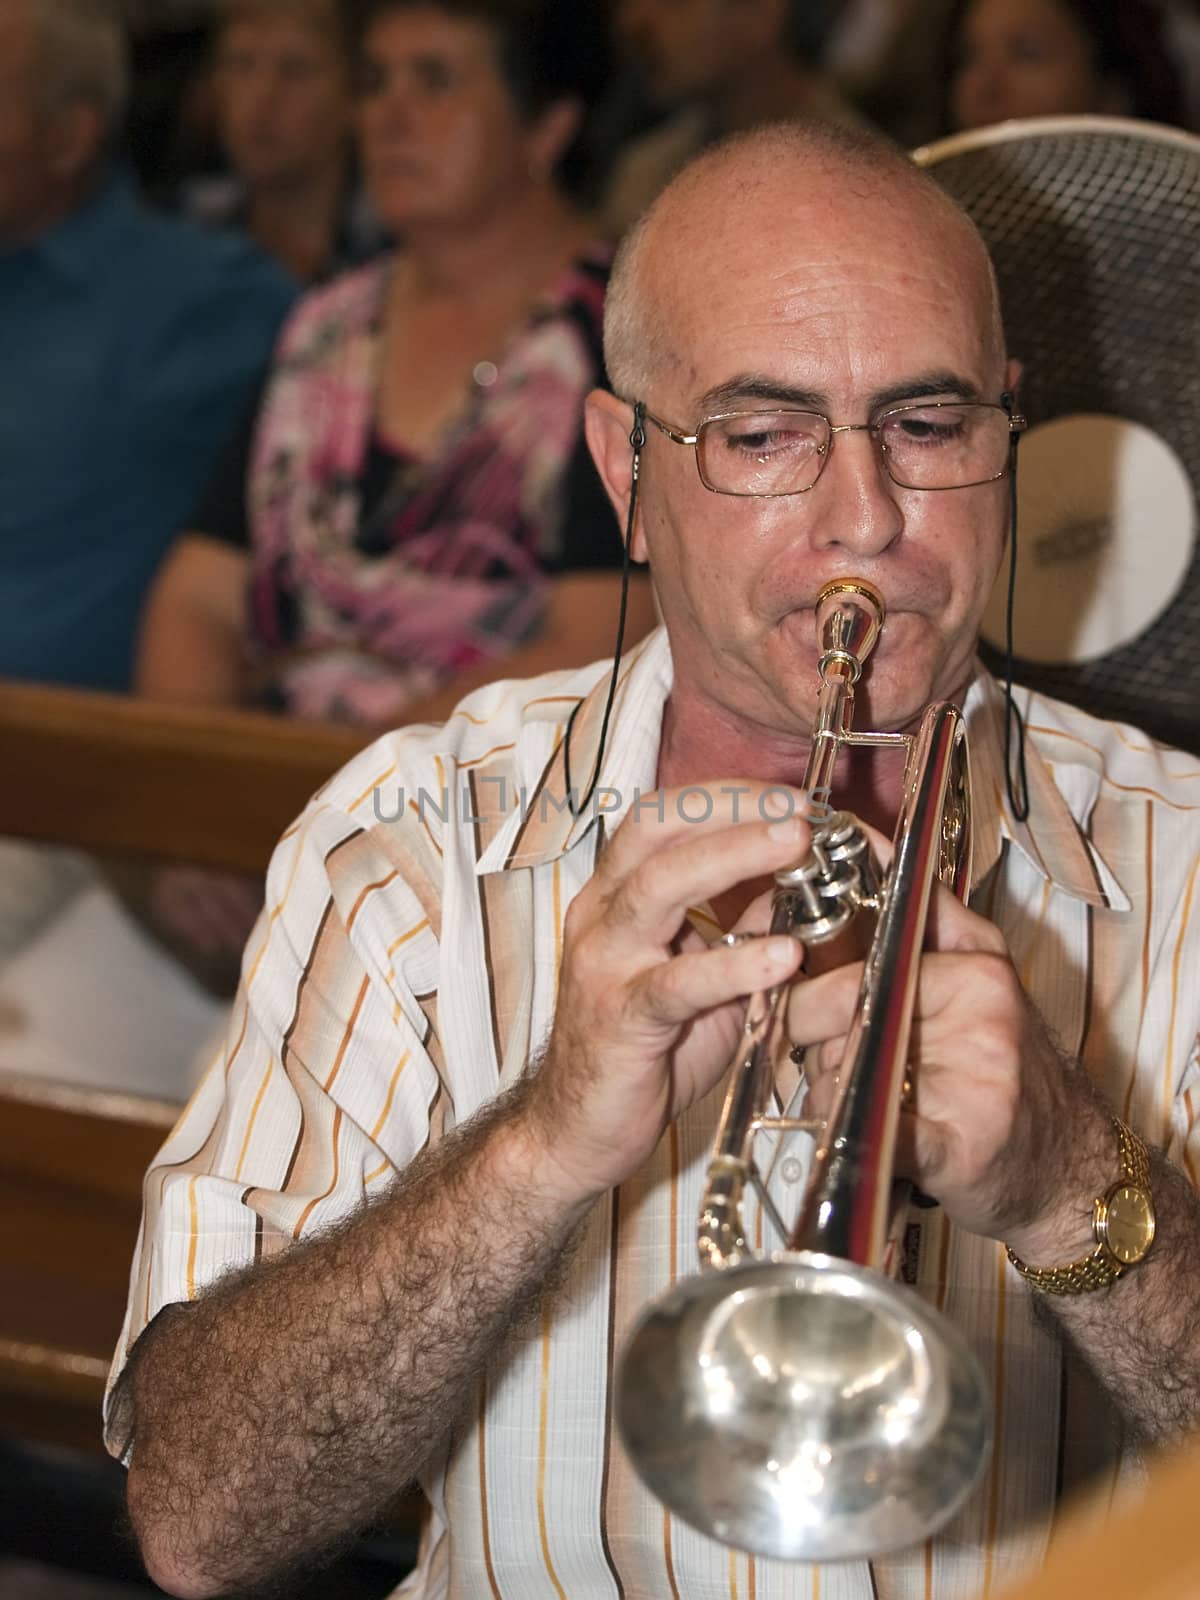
[616,579,991,1563]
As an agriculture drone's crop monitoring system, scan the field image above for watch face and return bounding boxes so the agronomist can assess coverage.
[1104,1186,1156,1264]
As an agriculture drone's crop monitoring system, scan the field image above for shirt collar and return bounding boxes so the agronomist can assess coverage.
[29,167,137,286]
[476,629,673,875]
[963,665,1129,910]
[478,635,1129,912]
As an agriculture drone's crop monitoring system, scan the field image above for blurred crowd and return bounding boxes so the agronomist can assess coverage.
[3,0,1199,715]
[1,0,1198,1007]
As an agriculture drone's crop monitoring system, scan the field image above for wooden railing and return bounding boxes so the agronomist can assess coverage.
[0,680,361,872]
[0,680,362,1451]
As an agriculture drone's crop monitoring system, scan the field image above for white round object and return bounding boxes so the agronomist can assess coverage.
[981,414,1196,665]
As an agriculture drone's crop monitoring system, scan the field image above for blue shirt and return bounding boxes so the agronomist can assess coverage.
[0,170,296,690]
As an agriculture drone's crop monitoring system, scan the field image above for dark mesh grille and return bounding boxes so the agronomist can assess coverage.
[916,120,1200,750]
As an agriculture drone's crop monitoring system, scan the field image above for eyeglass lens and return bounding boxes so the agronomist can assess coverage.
[697,405,1012,495]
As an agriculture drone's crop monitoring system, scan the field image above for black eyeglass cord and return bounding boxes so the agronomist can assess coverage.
[564,405,645,816]
[1001,400,1030,823]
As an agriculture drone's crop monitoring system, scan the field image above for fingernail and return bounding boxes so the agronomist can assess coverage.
[767,816,805,845]
[761,789,793,818]
[765,937,799,968]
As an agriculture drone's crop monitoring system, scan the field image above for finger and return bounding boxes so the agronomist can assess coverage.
[728,882,781,937]
[597,781,810,883]
[674,881,785,959]
[784,959,864,1049]
[923,878,1009,955]
[606,810,813,948]
[908,950,1019,1039]
[633,932,804,1028]
[894,1110,954,1190]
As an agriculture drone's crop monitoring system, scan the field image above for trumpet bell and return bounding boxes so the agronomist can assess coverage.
[616,1252,991,1563]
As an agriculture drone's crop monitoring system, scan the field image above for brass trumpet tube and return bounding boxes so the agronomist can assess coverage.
[790,698,970,1265]
[696,582,884,1273]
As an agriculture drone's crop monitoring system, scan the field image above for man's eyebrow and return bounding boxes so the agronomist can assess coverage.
[695,376,826,412]
[869,372,985,409]
[693,371,985,416]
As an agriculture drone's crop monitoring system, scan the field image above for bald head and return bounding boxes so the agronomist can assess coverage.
[603,120,1006,403]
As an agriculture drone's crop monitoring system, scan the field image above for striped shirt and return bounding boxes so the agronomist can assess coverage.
[107,627,1200,1599]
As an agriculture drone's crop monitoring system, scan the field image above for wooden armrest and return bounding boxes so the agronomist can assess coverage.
[0,1076,178,1450]
[0,680,363,873]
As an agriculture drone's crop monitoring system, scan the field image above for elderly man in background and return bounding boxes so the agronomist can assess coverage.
[0,0,294,694]
[0,0,293,966]
[110,121,1200,1599]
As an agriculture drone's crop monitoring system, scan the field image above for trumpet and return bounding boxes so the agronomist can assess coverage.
[615,578,991,1562]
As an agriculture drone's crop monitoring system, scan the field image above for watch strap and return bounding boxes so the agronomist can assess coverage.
[1005,1240,1124,1294]
[1114,1116,1151,1188]
[1005,1117,1151,1296]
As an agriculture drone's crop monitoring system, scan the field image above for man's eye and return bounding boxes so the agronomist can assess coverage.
[723,426,813,457]
[889,408,969,445]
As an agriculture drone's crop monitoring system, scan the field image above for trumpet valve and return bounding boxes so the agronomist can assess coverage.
[776,813,876,942]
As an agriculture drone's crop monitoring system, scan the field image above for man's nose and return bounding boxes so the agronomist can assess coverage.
[807,426,903,556]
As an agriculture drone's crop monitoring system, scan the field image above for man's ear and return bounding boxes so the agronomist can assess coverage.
[1005,356,1023,400]
[584,389,650,563]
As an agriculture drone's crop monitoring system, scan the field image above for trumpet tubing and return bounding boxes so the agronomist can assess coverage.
[616,579,990,1563]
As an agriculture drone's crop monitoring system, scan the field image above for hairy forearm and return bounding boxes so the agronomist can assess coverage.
[1027,1147,1200,1446]
[126,1083,587,1598]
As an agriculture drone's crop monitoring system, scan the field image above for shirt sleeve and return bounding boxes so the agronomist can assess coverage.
[103,785,446,1458]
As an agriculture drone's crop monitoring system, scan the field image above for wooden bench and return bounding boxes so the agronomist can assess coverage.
[0,681,362,1453]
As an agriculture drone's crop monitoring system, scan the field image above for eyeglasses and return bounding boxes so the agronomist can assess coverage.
[638,400,1027,496]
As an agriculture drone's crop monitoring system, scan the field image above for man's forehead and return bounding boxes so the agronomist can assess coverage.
[643,190,997,402]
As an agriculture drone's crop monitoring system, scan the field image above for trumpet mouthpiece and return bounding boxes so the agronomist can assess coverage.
[816,579,885,680]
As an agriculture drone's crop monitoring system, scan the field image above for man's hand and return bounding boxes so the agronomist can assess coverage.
[789,883,1111,1250]
[526,784,811,1205]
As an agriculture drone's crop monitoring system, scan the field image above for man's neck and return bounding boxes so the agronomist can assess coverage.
[654,673,969,842]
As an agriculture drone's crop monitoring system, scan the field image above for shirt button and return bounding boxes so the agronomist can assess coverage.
[781,1157,804,1184]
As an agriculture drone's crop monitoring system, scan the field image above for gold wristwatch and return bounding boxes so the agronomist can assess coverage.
[1005,1117,1156,1295]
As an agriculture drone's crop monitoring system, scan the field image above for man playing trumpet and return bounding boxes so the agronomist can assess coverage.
[109,122,1200,1599]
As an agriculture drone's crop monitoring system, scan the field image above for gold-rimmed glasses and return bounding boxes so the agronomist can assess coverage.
[638,400,1027,496]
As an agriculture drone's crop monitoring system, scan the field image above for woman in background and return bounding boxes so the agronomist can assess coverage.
[945,0,1185,132]
[137,0,649,965]
[142,0,643,731]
